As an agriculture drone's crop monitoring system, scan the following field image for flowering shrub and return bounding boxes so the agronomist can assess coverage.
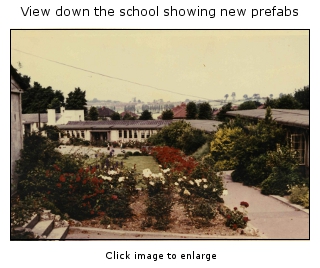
[151,146,198,175]
[141,168,174,230]
[219,201,250,230]
[174,158,224,227]
[18,146,138,222]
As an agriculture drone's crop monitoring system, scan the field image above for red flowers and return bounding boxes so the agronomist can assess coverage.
[243,217,249,222]
[56,183,61,188]
[76,176,81,182]
[53,164,61,171]
[240,201,249,208]
[111,195,118,200]
[59,175,66,182]
[227,215,231,219]
[151,146,197,175]
[232,224,238,230]
[234,207,237,211]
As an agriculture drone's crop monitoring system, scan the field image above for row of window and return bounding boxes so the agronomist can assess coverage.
[119,130,156,139]
[63,130,85,139]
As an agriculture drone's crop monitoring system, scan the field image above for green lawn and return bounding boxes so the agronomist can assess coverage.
[119,156,160,174]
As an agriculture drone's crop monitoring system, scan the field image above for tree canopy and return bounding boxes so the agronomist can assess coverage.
[197,102,212,119]
[294,85,309,110]
[111,112,121,120]
[139,110,153,120]
[65,87,87,114]
[22,82,65,114]
[148,120,207,155]
[186,102,197,119]
[88,106,99,121]
[161,109,174,120]
[238,101,258,110]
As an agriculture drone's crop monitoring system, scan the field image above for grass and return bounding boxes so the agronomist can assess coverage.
[119,156,160,174]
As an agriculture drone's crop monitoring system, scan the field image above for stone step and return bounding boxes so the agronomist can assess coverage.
[32,220,54,237]
[23,214,40,229]
[47,227,69,240]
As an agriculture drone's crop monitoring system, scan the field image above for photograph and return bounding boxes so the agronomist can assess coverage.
[10,29,309,241]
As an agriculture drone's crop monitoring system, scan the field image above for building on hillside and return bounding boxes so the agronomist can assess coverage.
[97,106,115,120]
[171,102,187,119]
[158,102,187,119]
[226,109,310,176]
[22,107,84,135]
[120,111,139,119]
[11,65,29,194]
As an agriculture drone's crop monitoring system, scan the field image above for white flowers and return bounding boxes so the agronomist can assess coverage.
[189,180,194,185]
[212,188,217,192]
[108,170,117,175]
[222,189,228,196]
[100,175,112,181]
[178,178,183,182]
[194,179,202,186]
[118,177,125,182]
[203,184,208,189]
[174,182,179,186]
[142,168,152,178]
[183,189,191,196]
[202,178,207,183]
[162,168,170,174]
[149,181,155,186]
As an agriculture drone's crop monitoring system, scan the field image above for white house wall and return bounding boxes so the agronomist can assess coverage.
[56,110,84,125]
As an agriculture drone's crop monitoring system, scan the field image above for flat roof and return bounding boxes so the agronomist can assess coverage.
[58,119,221,132]
[22,113,62,124]
[58,120,173,130]
[226,109,309,129]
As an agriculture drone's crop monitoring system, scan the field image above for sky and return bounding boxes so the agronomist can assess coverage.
[11,30,309,103]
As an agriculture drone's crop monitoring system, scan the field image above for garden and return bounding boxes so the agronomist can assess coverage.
[11,130,255,238]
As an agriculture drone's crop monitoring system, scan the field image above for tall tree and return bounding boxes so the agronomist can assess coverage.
[161,109,174,120]
[198,102,212,119]
[238,101,257,110]
[111,112,121,120]
[139,110,153,120]
[243,94,248,100]
[186,101,197,119]
[224,94,229,102]
[88,106,99,121]
[266,94,301,109]
[294,86,309,110]
[65,87,87,114]
[217,102,232,122]
[231,92,236,101]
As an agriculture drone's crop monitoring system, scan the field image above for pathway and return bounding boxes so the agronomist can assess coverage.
[222,171,309,239]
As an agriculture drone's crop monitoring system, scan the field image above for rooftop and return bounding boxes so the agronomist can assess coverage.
[226,109,309,129]
[58,120,173,130]
[22,113,62,124]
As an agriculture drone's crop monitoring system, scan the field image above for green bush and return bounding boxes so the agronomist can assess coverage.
[133,151,142,156]
[261,146,301,196]
[289,185,309,208]
[148,120,208,155]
